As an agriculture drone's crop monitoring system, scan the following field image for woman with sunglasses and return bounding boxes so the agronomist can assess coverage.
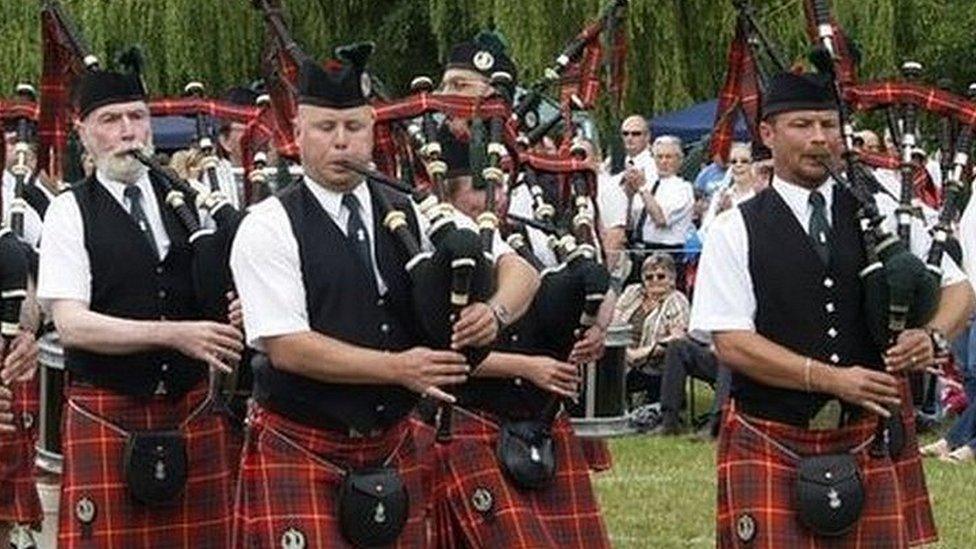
[613,253,689,422]
[700,142,757,237]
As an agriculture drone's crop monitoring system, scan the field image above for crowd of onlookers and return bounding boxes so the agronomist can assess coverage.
[594,114,976,457]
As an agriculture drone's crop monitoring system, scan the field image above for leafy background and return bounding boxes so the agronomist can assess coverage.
[1,0,974,115]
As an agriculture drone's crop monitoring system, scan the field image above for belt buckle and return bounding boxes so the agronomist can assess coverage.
[347,427,382,439]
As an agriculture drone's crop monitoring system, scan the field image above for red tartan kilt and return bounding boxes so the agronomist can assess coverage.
[0,375,42,526]
[58,383,235,548]
[893,379,938,545]
[579,438,613,472]
[432,408,610,549]
[233,404,434,548]
[716,402,914,548]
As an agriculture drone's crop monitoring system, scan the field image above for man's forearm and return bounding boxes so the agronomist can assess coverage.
[264,331,397,385]
[713,330,833,394]
[52,302,177,355]
[596,289,617,330]
[926,280,975,339]
[490,254,540,321]
[472,351,531,379]
[601,227,626,269]
[642,192,667,226]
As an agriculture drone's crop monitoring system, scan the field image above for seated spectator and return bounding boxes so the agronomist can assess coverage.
[615,253,689,413]
[653,337,731,437]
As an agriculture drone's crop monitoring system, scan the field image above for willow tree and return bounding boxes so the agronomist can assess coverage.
[0,0,972,115]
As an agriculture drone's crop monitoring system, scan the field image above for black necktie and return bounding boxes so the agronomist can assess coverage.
[808,190,831,265]
[124,185,159,259]
[342,192,377,291]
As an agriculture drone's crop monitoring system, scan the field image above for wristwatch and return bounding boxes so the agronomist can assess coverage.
[489,302,513,329]
[925,327,950,358]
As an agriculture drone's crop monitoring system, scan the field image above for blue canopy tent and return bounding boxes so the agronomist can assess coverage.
[151,115,199,151]
[648,99,751,145]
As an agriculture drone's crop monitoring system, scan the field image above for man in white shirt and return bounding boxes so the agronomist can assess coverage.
[625,135,694,249]
[2,124,48,249]
[37,68,243,547]
[690,71,972,547]
[230,45,543,547]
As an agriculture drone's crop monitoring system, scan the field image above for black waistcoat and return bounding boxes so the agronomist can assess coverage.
[253,179,423,433]
[456,313,552,420]
[738,185,883,425]
[65,174,206,397]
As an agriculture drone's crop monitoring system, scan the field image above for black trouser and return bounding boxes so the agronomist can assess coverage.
[626,367,662,406]
[659,338,731,430]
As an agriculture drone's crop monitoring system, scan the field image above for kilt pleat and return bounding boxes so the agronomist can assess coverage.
[232,404,434,548]
[58,382,235,548]
[431,408,610,549]
[0,375,42,527]
[716,401,924,548]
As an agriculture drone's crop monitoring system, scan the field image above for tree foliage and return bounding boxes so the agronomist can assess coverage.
[1,0,973,113]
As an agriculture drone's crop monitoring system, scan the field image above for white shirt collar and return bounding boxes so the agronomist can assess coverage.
[302,176,371,219]
[95,169,153,209]
[627,148,652,167]
[771,175,834,226]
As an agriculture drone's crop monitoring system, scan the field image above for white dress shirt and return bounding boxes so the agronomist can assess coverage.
[1,170,45,248]
[628,174,695,246]
[37,170,171,308]
[507,183,558,268]
[689,176,968,342]
[230,177,513,349]
[596,170,628,231]
[699,183,756,241]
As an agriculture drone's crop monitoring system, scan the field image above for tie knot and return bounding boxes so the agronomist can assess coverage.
[124,185,142,200]
[342,192,361,213]
[808,190,825,208]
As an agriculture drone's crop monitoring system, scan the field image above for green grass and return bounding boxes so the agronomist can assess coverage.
[592,392,976,547]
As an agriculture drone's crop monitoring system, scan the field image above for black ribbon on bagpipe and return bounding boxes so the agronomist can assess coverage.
[129,150,246,409]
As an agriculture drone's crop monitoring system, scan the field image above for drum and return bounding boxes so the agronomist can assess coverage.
[36,332,64,474]
[570,323,635,437]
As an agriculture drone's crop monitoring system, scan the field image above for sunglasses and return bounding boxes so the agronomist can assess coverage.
[621,131,645,137]
[643,272,669,281]
[729,158,751,165]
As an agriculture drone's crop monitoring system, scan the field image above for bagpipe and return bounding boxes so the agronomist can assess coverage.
[250,0,501,439]
[2,85,39,240]
[38,0,249,403]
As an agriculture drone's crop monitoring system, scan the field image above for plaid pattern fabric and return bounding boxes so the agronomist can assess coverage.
[802,0,858,86]
[716,402,925,548]
[148,97,259,124]
[579,438,613,472]
[39,2,89,182]
[845,81,976,126]
[891,379,938,546]
[0,375,42,527]
[709,21,762,162]
[858,151,942,209]
[256,3,302,161]
[559,36,603,111]
[233,404,434,548]
[431,408,610,549]
[58,383,235,548]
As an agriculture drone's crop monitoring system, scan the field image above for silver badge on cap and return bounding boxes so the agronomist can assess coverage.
[360,72,372,98]
[736,513,756,543]
[280,527,306,549]
[471,487,493,513]
[75,497,96,524]
[473,51,495,71]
